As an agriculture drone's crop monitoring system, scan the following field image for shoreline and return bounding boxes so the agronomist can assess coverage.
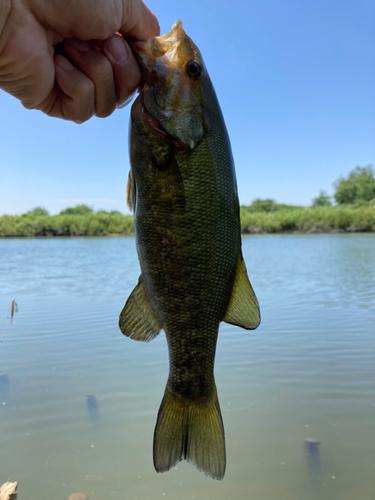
[1,205,374,237]
[1,228,374,239]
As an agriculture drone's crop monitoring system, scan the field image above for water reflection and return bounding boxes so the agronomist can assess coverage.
[305,438,321,478]
[86,394,100,423]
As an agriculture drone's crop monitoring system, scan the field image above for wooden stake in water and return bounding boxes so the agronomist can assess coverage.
[0,481,18,500]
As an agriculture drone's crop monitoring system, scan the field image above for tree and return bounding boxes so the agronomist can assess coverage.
[334,165,375,204]
[26,206,49,216]
[249,198,277,212]
[312,190,332,207]
[59,204,94,215]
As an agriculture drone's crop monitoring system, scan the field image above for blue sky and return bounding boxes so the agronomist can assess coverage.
[0,0,374,215]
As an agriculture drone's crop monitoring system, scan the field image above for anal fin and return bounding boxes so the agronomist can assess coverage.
[119,275,162,342]
[223,253,260,330]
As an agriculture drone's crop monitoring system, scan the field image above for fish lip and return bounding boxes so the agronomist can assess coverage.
[159,19,184,42]
[129,19,184,66]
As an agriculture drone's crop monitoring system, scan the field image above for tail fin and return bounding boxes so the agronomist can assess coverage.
[153,385,226,480]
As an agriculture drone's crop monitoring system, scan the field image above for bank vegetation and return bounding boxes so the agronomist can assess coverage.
[1,201,375,237]
[1,166,374,237]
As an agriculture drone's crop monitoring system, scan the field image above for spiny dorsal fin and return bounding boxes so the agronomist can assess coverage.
[223,253,260,330]
[126,171,134,212]
[119,275,162,342]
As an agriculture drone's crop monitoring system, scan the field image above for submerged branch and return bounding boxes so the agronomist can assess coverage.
[0,300,17,349]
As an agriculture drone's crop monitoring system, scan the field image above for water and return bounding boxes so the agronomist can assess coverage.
[0,234,374,500]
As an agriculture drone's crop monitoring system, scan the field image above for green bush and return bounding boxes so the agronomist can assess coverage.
[242,198,301,214]
[0,210,135,237]
[0,215,16,236]
[1,202,375,238]
[312,190,332,207]
[27,206,50,216]
[240,205,375,233]
[334,165,375,204]
[59,204,94,216]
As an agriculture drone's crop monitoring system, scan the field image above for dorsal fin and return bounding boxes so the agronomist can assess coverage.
[126,170,135,212]
[223,253,260,330]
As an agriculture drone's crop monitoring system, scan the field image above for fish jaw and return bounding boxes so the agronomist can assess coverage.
[129,20,207,149]
[130,20,185,80]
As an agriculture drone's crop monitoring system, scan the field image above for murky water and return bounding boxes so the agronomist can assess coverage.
[0,234,374,500]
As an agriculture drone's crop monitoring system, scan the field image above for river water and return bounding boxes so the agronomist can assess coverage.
[0,234,374,500]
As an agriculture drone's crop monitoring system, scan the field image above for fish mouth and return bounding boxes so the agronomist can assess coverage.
[130,19,184,61]
[140,89,170,140]
[130,20,195,150]
[129,19,185,84]
[140,87,191,149]
[159,19,184,42]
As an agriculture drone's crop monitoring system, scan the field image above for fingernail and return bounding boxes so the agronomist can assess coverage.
[55,56,74,71]
[67,39,91,52]
[106,36,129,62]
[118,93,136,109]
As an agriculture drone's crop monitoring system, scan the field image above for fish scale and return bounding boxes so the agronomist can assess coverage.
[119,20,260,480]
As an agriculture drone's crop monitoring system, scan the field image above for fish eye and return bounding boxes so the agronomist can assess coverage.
[186,60,203,79]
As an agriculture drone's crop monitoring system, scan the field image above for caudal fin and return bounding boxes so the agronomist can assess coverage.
[153,385,226,480]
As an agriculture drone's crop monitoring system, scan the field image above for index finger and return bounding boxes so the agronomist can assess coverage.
[120,0,159,40]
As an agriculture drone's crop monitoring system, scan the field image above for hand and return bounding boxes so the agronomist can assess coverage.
[0,0,159,123]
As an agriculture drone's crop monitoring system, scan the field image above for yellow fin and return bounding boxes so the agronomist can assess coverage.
[223,253,260,330]
[126,171,134,212]
[119,275,162,342]
[154,384,226,480]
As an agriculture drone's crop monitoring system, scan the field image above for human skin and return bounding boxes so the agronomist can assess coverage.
[0,0,159,122]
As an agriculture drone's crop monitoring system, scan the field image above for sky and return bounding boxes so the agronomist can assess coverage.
[0,0,374,215]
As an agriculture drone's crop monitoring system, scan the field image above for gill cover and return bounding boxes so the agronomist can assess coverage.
[130,20,207,149]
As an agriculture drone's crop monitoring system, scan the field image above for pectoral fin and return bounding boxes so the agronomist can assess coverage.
[119,275,162,342]
[223,253,260,330]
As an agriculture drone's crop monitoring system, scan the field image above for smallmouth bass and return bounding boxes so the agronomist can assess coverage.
[119,20,260,480]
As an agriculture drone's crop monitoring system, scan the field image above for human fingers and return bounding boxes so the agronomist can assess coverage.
[0,3,57,109]
[26,0,160,41]
[52,35,141,120]
[101,35,141,108]
[45,35,141,122]
[38,55,95,123]
[120,0,160,39]
[63,39,117,118]
[0,0,159,122]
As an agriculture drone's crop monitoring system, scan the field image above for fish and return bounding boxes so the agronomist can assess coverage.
[119,20,260,480]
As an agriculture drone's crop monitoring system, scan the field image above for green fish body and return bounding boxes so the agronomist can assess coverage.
[120,20,260,480]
